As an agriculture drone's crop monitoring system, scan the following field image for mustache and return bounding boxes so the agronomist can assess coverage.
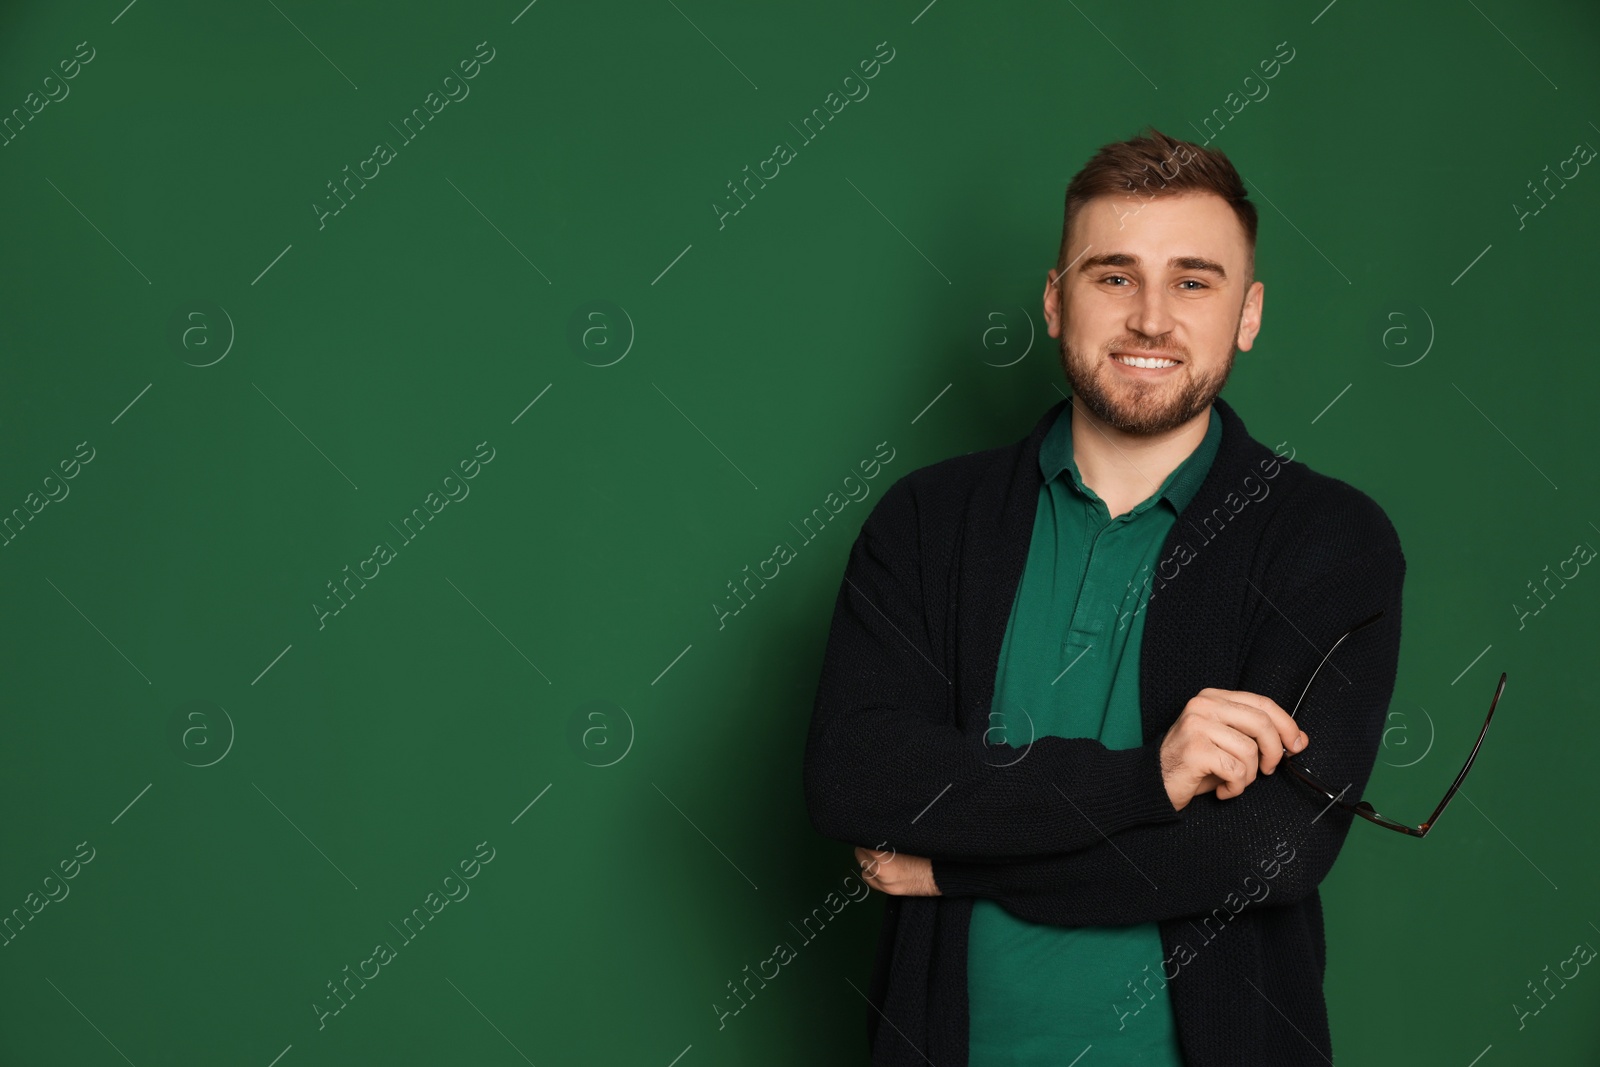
[1106,341,1186,358]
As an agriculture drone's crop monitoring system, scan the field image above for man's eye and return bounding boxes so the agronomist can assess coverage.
[1178,279,1207,290]
[1103,275,1130,286]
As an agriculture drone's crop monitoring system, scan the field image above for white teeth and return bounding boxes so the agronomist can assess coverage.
[1114,354,1179,369]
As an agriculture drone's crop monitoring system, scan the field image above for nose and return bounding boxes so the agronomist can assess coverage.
[1128,283,1177,342]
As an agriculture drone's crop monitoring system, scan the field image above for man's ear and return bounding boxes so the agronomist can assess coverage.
[1235,279,1265,352]
[1042,272,1064,336]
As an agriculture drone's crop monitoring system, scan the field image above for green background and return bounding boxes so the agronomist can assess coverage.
[2,0,1597,1063]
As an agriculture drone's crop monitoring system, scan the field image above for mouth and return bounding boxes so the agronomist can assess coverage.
[1109,351,1183,374]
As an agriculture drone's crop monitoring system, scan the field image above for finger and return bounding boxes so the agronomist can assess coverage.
[856,847,885,880]
[1206,721,1261,771]
[1193,720,1261,796]
[1206,735,1256,798]
[1207,696,1301,775]
[1213,689,1307,756]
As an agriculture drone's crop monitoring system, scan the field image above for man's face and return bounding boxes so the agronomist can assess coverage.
[1044,191,1264,436]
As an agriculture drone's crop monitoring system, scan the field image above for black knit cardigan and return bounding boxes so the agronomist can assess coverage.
[804,394,1407,1066]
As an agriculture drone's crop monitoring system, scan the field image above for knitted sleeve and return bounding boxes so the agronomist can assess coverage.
[803,474,1185,863]
[929,519,1408,925]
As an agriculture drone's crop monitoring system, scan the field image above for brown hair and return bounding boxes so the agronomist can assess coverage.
[1057,126,1257,285]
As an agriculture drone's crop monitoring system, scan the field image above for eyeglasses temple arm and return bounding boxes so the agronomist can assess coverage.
[1288,609,1387,721]
[1419,672,1506,831]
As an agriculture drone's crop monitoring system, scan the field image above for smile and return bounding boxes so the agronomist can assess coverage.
[1110,352,1181,371]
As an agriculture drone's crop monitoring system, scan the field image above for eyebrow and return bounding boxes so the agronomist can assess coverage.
[1077,252,1228,281]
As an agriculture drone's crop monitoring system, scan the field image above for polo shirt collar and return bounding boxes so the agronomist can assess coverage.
[1038,397,1224,515]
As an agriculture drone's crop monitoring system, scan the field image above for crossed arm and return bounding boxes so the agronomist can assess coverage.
[804,475,1406,927]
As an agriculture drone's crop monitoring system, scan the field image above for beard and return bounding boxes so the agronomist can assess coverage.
[1059,332,1236,436]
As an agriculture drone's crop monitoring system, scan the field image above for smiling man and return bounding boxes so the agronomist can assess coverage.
[804,127,1407,1066]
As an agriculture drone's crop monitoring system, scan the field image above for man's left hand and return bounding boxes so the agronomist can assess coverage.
[855,846,941,896]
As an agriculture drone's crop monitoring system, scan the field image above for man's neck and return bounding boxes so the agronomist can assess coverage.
[1069,400,1212,519]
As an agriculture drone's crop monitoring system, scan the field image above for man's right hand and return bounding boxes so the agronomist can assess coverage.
[1158,688,1309,811]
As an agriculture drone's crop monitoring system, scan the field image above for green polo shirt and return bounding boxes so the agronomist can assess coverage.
[966,399,1222,1065]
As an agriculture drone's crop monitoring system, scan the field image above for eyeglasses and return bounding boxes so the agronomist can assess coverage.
[1279,609,1506,838]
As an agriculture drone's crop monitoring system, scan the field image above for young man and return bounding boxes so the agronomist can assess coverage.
[803,127,1406,1065]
